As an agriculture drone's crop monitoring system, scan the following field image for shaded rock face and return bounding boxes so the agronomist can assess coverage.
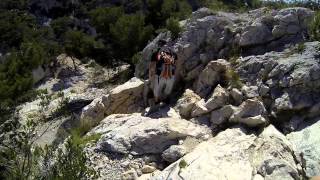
[89,113,211,155]
[236,42,320,119]
[149,125,301,180]
[135,7,314,80]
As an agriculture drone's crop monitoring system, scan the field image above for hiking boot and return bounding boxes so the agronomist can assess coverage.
[142,103,161,116]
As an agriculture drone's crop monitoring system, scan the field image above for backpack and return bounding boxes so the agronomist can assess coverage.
[156,47,177,79]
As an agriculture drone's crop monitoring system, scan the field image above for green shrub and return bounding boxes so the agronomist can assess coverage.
[110,13,154,63]
[45,136,98,180]
[310,11,320,41]
[0,41,47,109]
[166,17,182,39]
[201,0,262,12]
[51,16,74,39]
[161,0,192,20]
[64,30,104,59]
[89,7,124,38]
[132,52,142,65]
[224,69,243,89]
[0,10,37,50]
[0,119,98,180]
[0,0,29,10]
[179,159,188,169]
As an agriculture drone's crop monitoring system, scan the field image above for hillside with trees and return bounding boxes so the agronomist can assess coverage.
[1,0,320,179]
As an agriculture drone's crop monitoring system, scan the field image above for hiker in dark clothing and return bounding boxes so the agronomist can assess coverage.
[149,40,178,104]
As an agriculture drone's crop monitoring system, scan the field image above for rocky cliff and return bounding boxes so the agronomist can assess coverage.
[14,7,320,180]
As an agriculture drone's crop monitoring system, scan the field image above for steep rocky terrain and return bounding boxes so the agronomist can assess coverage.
[11,7,320,180]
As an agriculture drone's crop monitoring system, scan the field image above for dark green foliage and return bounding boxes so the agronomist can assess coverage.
[310,11,320,41]
[0,119,98,180]
[161,0,192,20]
[51,16,75,39]
[89,7,124,38]
[44,137,97,180]
[132,52,142,65]
[0,0,29,10]
[179,159,188,169]
[0,120,40,179]
[110,14,154,63]
[0,41,48,108]
[64,30,104,59]
[0,0,196,123]
[224,69,243,89]
[200,0,262,11]
[0,11,37,50]
[166,17,182,40]
[145,0,192,28]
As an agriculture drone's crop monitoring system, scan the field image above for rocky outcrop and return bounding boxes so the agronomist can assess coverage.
[236,41,320,120]
[135,7,314,81]
[90,113,211,155]
[80,77,144,126]
[240,8,313,54]
[148,125,301,180]
[287,119,320,178]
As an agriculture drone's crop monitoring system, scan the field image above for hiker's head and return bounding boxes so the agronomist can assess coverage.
[157,39,167,47]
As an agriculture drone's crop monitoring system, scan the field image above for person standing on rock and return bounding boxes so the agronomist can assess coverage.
[145,40,177,115]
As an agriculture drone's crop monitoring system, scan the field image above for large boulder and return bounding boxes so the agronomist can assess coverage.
[191,84,229,117]
[174,89,201,119]
[211,105,238,126]
[229,98,267,127]
[149,125,301,180]
[204,84,229,111]
[251,125,301,180]
[90,113,211,155]
[80,78,145,126]
[193,59,230,97]
[287,119,320,178]
[162,145,187,163]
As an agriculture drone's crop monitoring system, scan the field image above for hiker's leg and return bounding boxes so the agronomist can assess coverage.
[158,77,167,102]
[153,75,160,103]
[164,76,175,97]
[143,80,151,107]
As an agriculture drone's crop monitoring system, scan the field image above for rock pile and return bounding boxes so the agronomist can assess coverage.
[79,7,320,180]
[19,6,320,180]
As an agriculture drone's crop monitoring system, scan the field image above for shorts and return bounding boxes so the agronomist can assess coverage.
[153,75,175,99]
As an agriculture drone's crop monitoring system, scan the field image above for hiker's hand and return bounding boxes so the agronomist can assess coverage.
[163,54,173,64]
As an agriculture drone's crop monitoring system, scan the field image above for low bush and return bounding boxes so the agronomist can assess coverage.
[166,17,182,40]
[310,11,320,41]
[0,119,99,180]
